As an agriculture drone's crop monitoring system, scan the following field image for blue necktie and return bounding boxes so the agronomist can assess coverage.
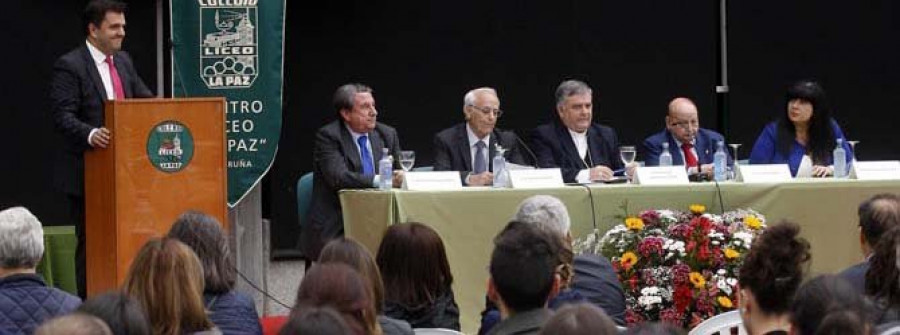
[358,135,374,175]
[473,140,487,174]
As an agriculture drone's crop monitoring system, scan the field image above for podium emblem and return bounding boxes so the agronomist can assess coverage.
[147,120,195,173]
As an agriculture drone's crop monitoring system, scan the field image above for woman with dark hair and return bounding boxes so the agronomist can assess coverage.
[791,275,870,335]
[77,291,151,335]
[319,238,413,335]
[293,263,381,335]
[279,306,352,335]
[749,80,852,177]
[865,227,900,326]
[167,211,262,335]
[124,238,218,335]
[737,221,811,335]
[376,222,460,330]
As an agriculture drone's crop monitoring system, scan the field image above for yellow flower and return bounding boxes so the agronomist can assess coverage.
[689,272,706,289]
[689,204,706,214]
[724,248,740,260]
[744,215,762,230]
[717,296,733,308]
[625,217,644,231]
[620,252,638,270]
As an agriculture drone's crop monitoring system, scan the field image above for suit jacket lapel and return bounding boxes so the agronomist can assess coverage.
[488,131,500,171]
[667,132,685,165]
[556,123,583,167]
[114,52,134,98]
[456,124,472,171]
[339,124,363,172]
[587,128,605,167]
[695,131,712,164]
[370,128,385,163]
[81,46,107,107]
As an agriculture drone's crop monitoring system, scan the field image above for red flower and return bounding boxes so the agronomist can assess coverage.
[674,285,693,313]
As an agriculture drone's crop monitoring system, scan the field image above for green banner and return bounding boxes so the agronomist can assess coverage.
[171,0,284,207]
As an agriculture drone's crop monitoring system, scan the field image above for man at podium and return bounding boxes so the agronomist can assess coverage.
[49,0,153,298]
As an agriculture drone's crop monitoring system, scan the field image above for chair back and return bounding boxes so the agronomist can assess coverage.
[414,328,464,335]
[688,310,747,335]
[296,172,314,226]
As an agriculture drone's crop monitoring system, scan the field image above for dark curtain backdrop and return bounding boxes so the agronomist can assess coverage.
[2,1,897,255]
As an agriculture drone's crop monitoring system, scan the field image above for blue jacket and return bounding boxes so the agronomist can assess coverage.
[748,119,851,176]
[204,291,262,335]
[0,273,81,335]
[642,128,727,167]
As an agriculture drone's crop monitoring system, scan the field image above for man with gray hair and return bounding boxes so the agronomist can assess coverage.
[433,87,528,186]
[478,195,625,333]
[531,80,630,183]
[0,207,81,334]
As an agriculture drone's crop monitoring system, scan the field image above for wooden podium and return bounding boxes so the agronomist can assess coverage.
[84,98,228,296]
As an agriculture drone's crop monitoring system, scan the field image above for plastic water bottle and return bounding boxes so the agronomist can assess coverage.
[713,141,727,181]
[379,148,393,190]
[659,142,673,166]
[833,138,846,179]
[492,152,507,188]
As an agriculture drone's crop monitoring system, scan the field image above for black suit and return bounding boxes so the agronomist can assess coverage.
[531,121,623,183]
[432,123,527,184]
[301,120,402,260]
[50,43,152,297]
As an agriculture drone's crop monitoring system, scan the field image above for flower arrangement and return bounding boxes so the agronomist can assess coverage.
[574,205,767,328]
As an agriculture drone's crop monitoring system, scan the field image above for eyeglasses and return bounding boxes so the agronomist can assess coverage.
[468,105,503,118]
[670,120,699,130]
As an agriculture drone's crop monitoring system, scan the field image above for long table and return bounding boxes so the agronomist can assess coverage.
[341,179,900,333]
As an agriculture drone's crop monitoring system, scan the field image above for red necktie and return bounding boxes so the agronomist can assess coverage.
[682,143,698,168]
[105,55,125,100]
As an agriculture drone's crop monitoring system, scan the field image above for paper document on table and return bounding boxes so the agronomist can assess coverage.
[505,163,535,170]
[795,155,813,178]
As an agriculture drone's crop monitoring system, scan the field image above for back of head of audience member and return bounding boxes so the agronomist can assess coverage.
[489,221,562,315]
[866,227,900,307]
[0,206,44,275]
[294,263,378,335]
[376,222,453,307]
[34,313,112,335]
[319,237,386,313]
[279,306,352,335]
[623,322,686,335]
[124,238,213,335]
[538,303,617,335]
[738,221,810,333]
[77,291,151,335]
[513,195,575,288]
[791,274,870,335]
[166,210,236,294]
[858,193,900,255]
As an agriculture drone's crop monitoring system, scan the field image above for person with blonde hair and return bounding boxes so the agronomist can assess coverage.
[123,238,218,335]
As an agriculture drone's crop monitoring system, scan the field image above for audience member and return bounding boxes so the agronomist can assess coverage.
[642,97,728,178]
[841,193,900,293]
[623,322,686,335]
[486,221,563,335]
[791,275,870,335]
[77,291,151,335]
[0,206,81,334]
[279,307,351,335]
[432,87,528,186]
[537,303,618,335]
[738,221,811,335]
[319,238,413,335]
[124,238,218,335]
[377,223,460,330]
[748,80,852,177]
[865,227,900,325]
[292,263,380,335]
[167,211,263,334]
[34,313,112,335]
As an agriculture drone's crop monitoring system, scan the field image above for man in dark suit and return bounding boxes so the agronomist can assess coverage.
[433,87,527,186]
[531,80,628,184]
[839,194,900,294]
[49,0,153,298]
[301,83,403,261]
[642,97,726,178]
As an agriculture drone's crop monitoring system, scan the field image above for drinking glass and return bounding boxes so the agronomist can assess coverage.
[619,146,636,182]
[399,151,415,172]
[728,143,742,180]
[847,140,859,163]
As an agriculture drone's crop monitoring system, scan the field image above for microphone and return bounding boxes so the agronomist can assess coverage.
[501,128,539,167]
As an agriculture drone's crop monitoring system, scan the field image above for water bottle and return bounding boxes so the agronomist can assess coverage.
[833,138,846,179]
[713,141,727,181]
[659,142,673,166]
[379,148,393,190]
[492,152,507,188]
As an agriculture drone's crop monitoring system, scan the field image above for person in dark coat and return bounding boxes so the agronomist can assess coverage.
[0,207,81,335]
[168,211,262,335]
[838,194,900,294]
[641,97,728,177]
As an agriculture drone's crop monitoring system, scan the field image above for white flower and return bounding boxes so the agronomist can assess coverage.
[727,278,738,286]
[717,279,732,295]
[717,269,727,276]
[733,231,753,247]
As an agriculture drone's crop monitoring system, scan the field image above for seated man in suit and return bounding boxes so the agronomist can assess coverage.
[532,80,628,183]
[642,97,726,178]
[839,193,900,294]
[301,83,404,261]
[433,87,526,186]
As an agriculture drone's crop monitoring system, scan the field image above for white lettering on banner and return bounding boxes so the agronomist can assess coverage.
[228,138,266,152]
[206,76,253,88]
[199,0,259,7]
[226,119,255,133]
[204,46,256,56]
[228,159,254,168]
[227,100,264,113]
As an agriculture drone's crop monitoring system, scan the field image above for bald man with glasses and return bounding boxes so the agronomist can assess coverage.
[642,97,727,177]
[433,87,527,186]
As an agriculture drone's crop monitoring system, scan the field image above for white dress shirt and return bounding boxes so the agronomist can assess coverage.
[569,129,594,183]
[85,40,117,145]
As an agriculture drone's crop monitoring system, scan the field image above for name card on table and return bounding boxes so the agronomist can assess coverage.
[402,171,463,191]
[508,168,564,189]
[736,164,792,183]
[850,161,900,180]
[633,166,690,185]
